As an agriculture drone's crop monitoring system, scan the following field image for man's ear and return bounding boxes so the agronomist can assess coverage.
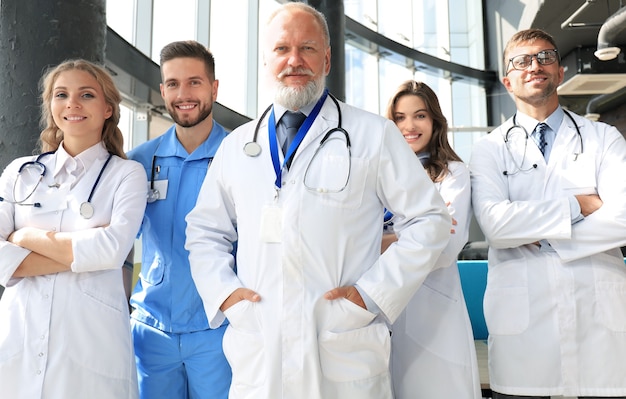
[501,75,513,93]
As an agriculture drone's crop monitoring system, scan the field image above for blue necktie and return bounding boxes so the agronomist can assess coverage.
[533,123,548,156]
[281,111,306,155]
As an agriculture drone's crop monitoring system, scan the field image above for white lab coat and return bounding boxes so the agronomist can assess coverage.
[186,97,450,399]
[391,161,481,399]
[469,110,626,397]
[0,143,146,399]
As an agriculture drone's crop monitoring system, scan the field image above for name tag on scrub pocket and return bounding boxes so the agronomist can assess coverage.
[150,180,169,201]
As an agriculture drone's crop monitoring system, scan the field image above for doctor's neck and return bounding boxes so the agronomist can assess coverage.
[515,97,559,122]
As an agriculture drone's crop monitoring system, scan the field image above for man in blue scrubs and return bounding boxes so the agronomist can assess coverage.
[128,40,231,399]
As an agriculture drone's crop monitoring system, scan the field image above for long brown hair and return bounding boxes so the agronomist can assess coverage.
[38,59,126,158]
[386,80,462,182]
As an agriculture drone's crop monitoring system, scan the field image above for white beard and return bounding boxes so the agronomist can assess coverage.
[274,74,325,110]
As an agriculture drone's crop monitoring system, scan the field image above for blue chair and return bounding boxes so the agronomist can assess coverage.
[457,260,489,340]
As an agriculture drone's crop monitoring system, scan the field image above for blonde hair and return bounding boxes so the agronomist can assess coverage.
[39,59,126,158]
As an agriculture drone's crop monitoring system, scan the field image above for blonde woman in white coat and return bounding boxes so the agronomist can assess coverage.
[0,60,146,399]
[384,81,481,399]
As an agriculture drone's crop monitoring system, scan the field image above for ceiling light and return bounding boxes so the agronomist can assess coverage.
[594,46,621,61]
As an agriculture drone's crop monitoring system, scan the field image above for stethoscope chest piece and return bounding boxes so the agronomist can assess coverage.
[243,142,262,157]
[80,201,95,219]
[147,188,160,203]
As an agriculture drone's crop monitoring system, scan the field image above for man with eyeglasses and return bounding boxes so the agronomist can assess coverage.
[469,28,626,399]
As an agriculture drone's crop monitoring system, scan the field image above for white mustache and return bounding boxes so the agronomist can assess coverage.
[277,67,314,79]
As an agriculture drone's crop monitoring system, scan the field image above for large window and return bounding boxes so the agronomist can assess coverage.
[106,0,488,155]
[210,0,257,116]
[345,43,380,114]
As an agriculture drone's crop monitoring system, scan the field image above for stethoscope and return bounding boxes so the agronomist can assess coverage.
[146,151,214,203]
[243,92,352,193]
[147,155,161,203]
[0,151,113,219]
[502,109,582,176]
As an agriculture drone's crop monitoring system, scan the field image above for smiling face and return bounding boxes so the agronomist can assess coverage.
[160,57,218,128]
[502,38,564,113]
[50,69,112,152]
[393,94,434,154]
[264,8,331,110]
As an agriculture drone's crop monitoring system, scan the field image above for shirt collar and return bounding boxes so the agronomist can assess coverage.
[53,141,109,178]
[516,106,564,135]
[273,101,318,126]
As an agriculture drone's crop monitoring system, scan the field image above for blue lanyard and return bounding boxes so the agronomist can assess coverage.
[268,89,328,190]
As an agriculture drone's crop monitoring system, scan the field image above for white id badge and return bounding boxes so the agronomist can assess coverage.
[151,180,169,200]
[260,204,283,243]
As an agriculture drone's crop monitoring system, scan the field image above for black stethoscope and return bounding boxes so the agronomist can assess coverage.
[0,151,113,219]
[146,152,214,203]
[503,109,582,176]
[243,92,352,193]
[243,92,350,159]
[147,155,161,203]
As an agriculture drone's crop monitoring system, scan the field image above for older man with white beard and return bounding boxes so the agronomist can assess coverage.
[185,3,451,399]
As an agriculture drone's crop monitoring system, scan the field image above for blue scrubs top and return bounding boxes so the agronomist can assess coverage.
[128,122,229,333]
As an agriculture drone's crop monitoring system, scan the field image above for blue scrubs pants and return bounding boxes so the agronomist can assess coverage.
[131,320,231,399]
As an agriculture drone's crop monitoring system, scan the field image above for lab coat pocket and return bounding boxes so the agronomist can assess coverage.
[593,253,626,332]
[405,274,466,362]
[483,260,530,335]
[223,300,265,388]
[559,152,597,195]
[77,270,124,313]
[306,156,368,209]
[319,299,389,382]
[140,255,164,286]
[0,286,25,362]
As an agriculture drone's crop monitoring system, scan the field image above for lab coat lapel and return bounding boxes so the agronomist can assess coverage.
[545,116,581,175]
[296,97,334,155]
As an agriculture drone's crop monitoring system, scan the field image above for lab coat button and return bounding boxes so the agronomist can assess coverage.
[38,352,44,357]
[36,370,41,375]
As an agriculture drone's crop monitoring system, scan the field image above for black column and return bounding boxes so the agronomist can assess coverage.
[306,0,346,101]
[0,0,107,170]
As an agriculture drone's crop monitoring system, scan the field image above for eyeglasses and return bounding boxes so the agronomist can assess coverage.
[506,49,559,74]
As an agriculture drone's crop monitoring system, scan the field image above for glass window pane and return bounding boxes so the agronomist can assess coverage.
[379,58,414,115]
[106,0,135,44]
[210,0,251,115]
[257,0,283,115]
[119,102,133,152]
[378,0,413,47]
[151,0,197,63]
[344,0,378,31]
[345,43,379,114]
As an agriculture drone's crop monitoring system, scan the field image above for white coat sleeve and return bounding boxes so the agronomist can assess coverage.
[185,143,242,329]
[550,124,626,261]
[355,120,451,324]
[431,162,472,270]
[71,159,147,272]
[0,158,33,286]
[469,133,571,249]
